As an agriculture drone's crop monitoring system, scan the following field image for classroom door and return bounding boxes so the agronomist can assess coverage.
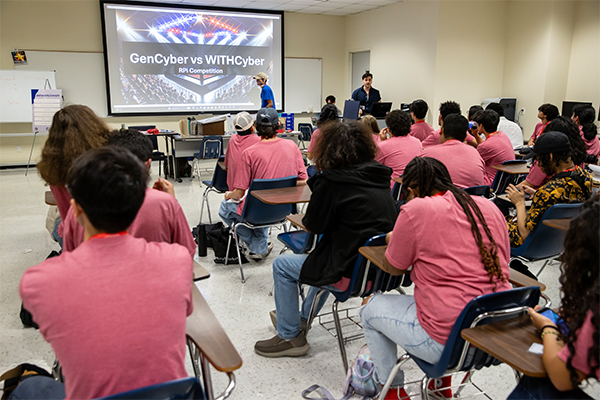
[351,51,370,93]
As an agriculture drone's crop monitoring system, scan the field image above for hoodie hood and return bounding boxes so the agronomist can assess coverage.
[307,161,392,190]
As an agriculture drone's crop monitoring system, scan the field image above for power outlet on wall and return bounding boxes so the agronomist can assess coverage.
[520,108,525,115]
[16,146,21,153]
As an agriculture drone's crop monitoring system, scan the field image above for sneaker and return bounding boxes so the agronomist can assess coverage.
[254,331,310,358]
[383,386,410,400]
[248,242,274,261]
[269,309,308,333]
[427,376,452,399]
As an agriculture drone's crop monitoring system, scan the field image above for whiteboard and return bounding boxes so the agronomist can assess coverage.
[0,70,56,122]
[15,51,107,118]
[284,58,321,113]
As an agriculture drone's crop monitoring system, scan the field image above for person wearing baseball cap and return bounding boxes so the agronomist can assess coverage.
[505,131,593,249]
[223,112,261,193]
[219,107,307,261]
[254,72,275,108]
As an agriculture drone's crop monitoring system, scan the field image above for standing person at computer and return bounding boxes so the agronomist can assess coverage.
[254,72,275,108]
[351,71,381,115]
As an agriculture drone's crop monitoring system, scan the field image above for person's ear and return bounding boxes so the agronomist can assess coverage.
[145,159,152,171]
[70,198,87,227]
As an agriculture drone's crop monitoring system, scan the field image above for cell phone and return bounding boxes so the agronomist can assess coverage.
[536,307,569,335]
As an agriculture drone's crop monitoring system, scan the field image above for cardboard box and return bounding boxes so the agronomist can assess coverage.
[198,120,225,136]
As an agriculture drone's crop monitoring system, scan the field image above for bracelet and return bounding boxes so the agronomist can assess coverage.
[541,330,561,340]
[541,325,560,333]
[225,192,231,200]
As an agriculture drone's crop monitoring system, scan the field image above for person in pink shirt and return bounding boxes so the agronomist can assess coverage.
[420,113,485,189]
[528,103,559,146]
[376,110,422,188]
[36,105,112,248]
[361,114,382,145]
[361,156,511,400]
[422,101,477,149]
[62,129,196,257]
[307,104,339,160]
[14,147,193,400]
[572,104,600,160]
[508,195,599,399]
[223,112,261,191]
[408,99,434,142]
[219,108,308,259]
[472,110,515,186]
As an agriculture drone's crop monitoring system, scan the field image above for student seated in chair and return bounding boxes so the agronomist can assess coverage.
[223,112,260,191]
[421,101,477,149]
[254,120,397,358]
[361,156,512,399]
[62,129,196,257]
[15,147,193,400]
[306,104,339,161]
[408,99,434,142]
[505,131,593,248]
[472,109,515,186]
[508,195,599,400]
[219,108,308,260]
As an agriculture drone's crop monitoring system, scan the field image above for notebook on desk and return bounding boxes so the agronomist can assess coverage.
[343,100,360,121]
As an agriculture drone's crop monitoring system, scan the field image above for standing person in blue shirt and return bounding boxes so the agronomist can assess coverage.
[254,72,275,108]
[351,71,381,115]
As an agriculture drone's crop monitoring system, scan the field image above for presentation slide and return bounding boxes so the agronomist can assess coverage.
[101,1,283,116]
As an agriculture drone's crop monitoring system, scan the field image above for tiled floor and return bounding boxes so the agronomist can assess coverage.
[0,162,598,400]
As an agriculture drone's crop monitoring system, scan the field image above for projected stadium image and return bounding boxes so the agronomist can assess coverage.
[101,1,283,115]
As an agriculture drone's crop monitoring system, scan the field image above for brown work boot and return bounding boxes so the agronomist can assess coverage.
[254,331,310,358]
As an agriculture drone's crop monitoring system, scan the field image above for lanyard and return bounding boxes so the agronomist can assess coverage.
[89,231,128,241]
[432,191,447,197]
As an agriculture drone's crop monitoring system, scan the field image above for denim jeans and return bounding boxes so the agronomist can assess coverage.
[9,376,65,400]
[360,294,445,387]
[273,253,342,340]
[507,375,592,399]
[219,199,268,255]
[51,217,63,249]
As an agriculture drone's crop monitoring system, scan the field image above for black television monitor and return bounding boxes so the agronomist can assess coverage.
[100,0,284,116]
[562,101,592,118]
[400,103,411,112]
[343,100,360,121]
[370,102,392,118]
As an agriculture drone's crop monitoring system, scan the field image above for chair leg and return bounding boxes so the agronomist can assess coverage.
[454,370,473,398]
[421,376,431,400]
[187,337,201,379]
[204,190,213,225]
[305,289,326,336]
[512,368,522,383]
[332,300,349,372]
[378,354,411,399]
[535,258,551,278]
[233,225,245,283]
[200,352,214,400]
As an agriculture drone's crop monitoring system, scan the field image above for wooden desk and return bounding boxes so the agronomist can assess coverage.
[218,161,226,170]
[251,185,311,204]
[392,177,403,184]
[461,315,546,377]
[492,164,530,174]
[508,267,546,291]
[286,213,308,231]
[45,191,57,206]
[543,218,571,231]
[193,261,210,281]
[186,285,242,373]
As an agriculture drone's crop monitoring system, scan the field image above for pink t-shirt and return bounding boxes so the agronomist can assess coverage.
[307,128,322,154]
[20,234,193,400]
[224,133,261,191]
[385,192,512,345]
[50,185,71,238]
[525,161,551,188]
[580,126,600,157]
[421,129,441,148]
[420,140,485,188]
[375,135,423,187]
[531,122,546,143]
[372,133,381,145]
[410,121,435,142]
[233,138,308,214]
[476,131,515,186]
[63,188,196,257]
[558,310,600,379]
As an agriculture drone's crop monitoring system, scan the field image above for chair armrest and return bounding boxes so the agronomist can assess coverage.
[186,285,243,373]
[509,267,546,291]
[193,261,210,281]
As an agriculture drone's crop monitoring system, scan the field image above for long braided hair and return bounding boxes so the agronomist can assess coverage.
[402,157,507,289]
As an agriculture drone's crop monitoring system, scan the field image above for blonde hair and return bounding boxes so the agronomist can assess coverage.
[361,115,380,134]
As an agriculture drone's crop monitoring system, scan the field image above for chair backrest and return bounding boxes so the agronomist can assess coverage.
[412,286,541,378]
[146,134,160,152]
[298,123,313,141]
[306,165,318,178]
[463,185,491,198]
[211,155,229,192]
[491,159,527,194]
[241,176,298,226]
[391,181,402,201]
[201,136,223,159]
[511,202,582,260]
[96,377,206,400]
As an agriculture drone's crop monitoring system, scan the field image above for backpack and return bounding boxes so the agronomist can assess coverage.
[0,363,52,400]
[302,345,379,400]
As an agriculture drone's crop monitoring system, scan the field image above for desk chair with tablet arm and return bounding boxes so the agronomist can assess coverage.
[199,156,228,224]
[463,185,493,200]
[491,160,528,195]
[297,123,314,149]
[378,286,542,400]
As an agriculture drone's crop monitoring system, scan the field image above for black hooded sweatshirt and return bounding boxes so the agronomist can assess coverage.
[299,161,398,287]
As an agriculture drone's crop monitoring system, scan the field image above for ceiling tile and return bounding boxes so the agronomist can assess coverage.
[211,0,252,7]
[321,8,352,15]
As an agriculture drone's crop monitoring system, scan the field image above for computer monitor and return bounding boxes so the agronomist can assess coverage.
[343,100,360,121]
[400,103,411,112]
[562,101,592,118]
[370,102,392,118]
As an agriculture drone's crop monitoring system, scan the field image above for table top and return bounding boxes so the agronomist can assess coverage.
[45,191,57,206]
[218,161,226,170]
[508,267,546,291]
[251,185,311,204]
[543,218,571,231]
[286,213,307,231]
[193,261,210,281]
[392,176,403,184]
[492,163,530,174]
[461,315,546,377]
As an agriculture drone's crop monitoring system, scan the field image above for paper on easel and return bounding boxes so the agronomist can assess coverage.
[32,89,62,133]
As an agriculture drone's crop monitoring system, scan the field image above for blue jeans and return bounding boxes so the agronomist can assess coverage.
[360,294,445,387]
[9,376,65,400]
[273,254,341,340]
[51,217,63,249]
[508,375,592,399]
[219,200,268,255]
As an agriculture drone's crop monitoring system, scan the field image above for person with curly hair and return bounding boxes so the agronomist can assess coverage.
[572,104,599,160]
[361,156,511,399]
[508,195,599,399]
[36,105,112,247]
[528,103,560,146]
[306,103,339,160]
[421,100,478,149]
